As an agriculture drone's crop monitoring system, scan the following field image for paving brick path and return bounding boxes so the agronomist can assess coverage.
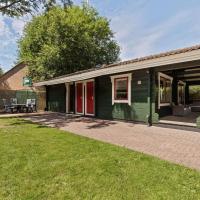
[25,113,200,170]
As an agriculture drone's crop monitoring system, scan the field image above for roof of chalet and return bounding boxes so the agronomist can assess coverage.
[34,44,200,86]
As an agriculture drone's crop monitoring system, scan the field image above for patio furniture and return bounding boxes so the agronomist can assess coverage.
[2,99,15,113]
[172,105,191,116]
[9,98,27,113]
[26,99,36,113]
[31,99,37,112]
[16,104,27,112]
[10,98,17,105]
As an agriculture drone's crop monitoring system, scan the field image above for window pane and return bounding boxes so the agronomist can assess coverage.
[165,80,171,102]
[115,78,128,100]
[160,78,165,103]
[160,76,171,104]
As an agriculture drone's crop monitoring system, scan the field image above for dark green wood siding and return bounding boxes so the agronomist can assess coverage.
[95,76,113,119]
[47,84,66,113]
[113,70,149,122]
[96,69,151,122]
[69,84,75,113]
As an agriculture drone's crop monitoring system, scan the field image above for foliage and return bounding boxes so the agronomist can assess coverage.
[0,66,3,76]
[189,85,200,101]
[18,6,120,81]
[0,0,73,17]
[43,0,73,11]
[0,118,200,199]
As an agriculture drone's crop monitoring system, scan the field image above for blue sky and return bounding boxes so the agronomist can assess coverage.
[1,0,200,72]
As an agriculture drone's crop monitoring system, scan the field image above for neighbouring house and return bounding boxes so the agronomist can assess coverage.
[34,44,200,127]
[0,62,45,111]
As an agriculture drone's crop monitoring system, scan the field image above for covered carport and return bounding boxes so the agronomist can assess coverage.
[154,60,200,127]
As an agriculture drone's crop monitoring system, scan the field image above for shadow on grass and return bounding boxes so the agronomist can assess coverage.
[9,119,48,129]
[23,113,118,130]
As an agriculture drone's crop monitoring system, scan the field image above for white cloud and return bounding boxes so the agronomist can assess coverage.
[129,11,191,57]
[0,20,5,35]
[111,4,200,61]
[0,15,30,71]
[12,19,26,35]
[0,16,11,37]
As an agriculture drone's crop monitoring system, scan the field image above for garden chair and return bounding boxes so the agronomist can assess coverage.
[10,98,20,112]
[26,99,36,113]
[2,99,14,113]
[10,98,17,105]
[31,99,37,112]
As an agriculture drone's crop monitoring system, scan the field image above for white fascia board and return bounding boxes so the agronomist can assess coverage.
[34,49,200,86]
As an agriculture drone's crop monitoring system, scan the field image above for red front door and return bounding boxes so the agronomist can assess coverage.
[86,81,94,115]
[76,82,83,113]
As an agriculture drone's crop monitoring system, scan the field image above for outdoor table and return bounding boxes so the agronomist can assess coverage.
[11,104,26,113]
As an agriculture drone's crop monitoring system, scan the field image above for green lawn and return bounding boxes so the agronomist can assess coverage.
[0,118,200,200]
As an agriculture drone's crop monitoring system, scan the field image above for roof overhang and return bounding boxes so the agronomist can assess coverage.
[34,48,200,87]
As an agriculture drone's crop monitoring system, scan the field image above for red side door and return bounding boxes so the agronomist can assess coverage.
[86,81,94,115]
[76,83,83,114]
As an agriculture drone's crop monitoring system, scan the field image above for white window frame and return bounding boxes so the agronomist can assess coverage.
[177,80,186,105]
[158,72,173,109]
[110,73,132,106]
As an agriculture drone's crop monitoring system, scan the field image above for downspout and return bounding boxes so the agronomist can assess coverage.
[148,68,153,126]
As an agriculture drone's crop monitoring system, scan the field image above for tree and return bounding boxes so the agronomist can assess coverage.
[0,0,73,17]
[61,0,73,8]
[18,6,120,81]
[44,0,73,11]
[0,66,3,76]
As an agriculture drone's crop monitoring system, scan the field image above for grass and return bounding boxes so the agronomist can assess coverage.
[0,118,200,200]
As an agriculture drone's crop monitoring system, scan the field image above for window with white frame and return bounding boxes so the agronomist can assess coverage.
[158,72,173,107]
[114,77,128,100]
[111,73,132,105]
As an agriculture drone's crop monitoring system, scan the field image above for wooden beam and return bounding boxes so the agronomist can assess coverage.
[181,77,200,82]
[177,69,200,76]
[154,60,200,73]
[186,81,200,85]
[178,73,200,78]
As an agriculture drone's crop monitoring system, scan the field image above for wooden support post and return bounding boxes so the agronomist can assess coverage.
[65,83,70,113]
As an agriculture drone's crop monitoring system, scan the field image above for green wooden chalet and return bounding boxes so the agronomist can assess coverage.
[34,44,200,127]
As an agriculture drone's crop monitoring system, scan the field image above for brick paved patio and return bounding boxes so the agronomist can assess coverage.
[25,113,200,170]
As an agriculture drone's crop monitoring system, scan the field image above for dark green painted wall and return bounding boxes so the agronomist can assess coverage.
[69,84,75,113]
[95,69,151,123]
[47,84,66,113]
[95,76,113,119]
